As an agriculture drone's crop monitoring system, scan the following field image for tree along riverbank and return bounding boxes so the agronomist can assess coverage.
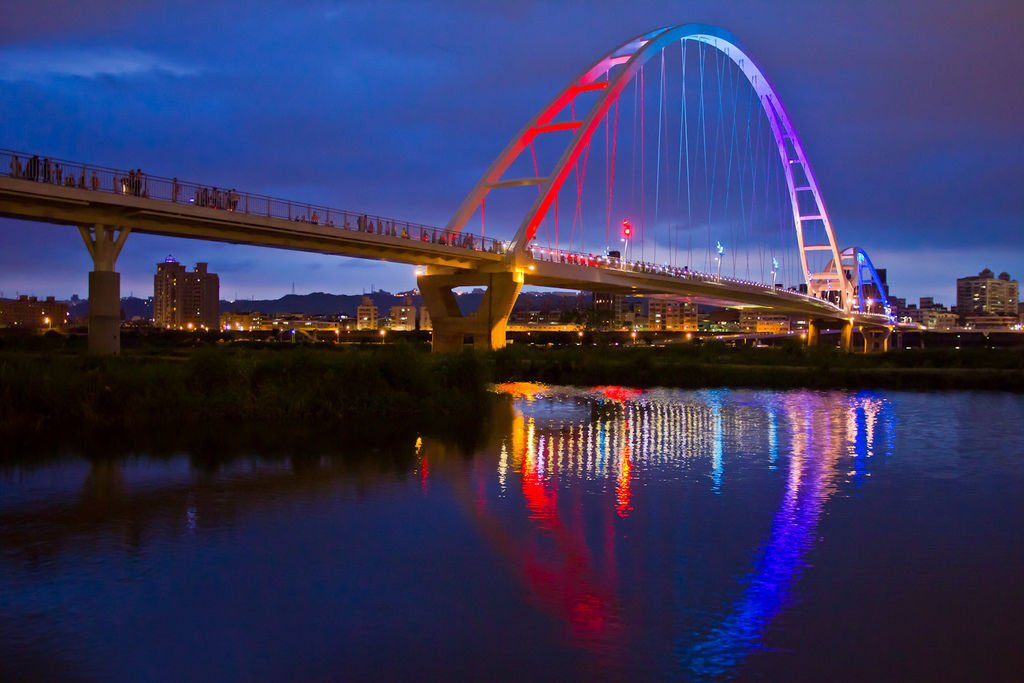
[490,343,1024,391]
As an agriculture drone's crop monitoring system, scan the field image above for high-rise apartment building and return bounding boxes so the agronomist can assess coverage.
[356,295,379,330]
[956,268,1018,317]
[153,256,220,329]
[646,300,698,331]
[0,295,70,328]
[389,296,416,331]
[739,310,790,334]
[592,292,623,327]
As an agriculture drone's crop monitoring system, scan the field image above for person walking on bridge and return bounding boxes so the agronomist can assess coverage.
[9,155,21,178]
[27,155,40,181]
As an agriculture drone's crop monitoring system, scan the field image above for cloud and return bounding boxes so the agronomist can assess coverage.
[0,47,196,82]
[0,1,1019,301]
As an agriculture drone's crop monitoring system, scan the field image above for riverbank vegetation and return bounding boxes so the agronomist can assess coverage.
[0,344,490,447]
[491,341,1024,391]
[2,338,1022,446]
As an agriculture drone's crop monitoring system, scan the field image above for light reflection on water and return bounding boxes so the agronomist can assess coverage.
[1,386,1022,681]
[485,383,895,679]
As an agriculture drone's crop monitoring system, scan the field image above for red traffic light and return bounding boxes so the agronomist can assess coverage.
[622,219,632,238]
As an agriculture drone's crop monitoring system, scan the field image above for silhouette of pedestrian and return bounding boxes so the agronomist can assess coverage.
[9,155,21,178]
[172,177,180,202]
[91,170,99,190]
[42,158,52,183]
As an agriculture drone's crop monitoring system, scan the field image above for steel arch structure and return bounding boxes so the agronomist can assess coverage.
[446,24,852,310]
[829,246,894,319]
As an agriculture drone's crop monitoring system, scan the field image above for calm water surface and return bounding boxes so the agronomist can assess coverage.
[1,387,1022,681]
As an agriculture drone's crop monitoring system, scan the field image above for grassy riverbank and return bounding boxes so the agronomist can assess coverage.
[491,342,1024,391]
[0,345,490,446]
[2,340,1022,448]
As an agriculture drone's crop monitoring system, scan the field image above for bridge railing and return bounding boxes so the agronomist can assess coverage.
[526,245,845,310]
[0,149,873,317]
[0,148,507,255]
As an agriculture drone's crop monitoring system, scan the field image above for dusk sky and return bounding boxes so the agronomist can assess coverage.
[1,0,1021,304]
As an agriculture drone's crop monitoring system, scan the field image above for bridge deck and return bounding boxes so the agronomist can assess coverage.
[0,148,890,328]
[0,173,502,271]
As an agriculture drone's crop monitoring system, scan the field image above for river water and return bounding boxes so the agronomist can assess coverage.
[1,386,1022,681]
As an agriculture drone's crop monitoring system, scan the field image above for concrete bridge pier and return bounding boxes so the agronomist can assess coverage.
[418,270,523,353]
[840,320,854,353]
[78,224,130,355]
[806,319,854,352]
[806,320,821,348]
[860,326,891,354]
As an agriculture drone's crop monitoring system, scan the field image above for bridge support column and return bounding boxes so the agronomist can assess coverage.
[79,224,130,355]
[418,270,523,353]
[806,320,821,348]
[840,320,854,353]
[861,327,891,354]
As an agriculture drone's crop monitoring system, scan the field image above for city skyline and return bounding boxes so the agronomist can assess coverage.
[7,256,1018,312]
[1,1,1021,303]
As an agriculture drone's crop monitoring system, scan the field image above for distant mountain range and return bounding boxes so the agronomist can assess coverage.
[220,289,589,316]
[69,290,589,321]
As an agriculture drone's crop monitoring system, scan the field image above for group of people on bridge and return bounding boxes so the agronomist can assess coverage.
[9,154,99,191]
[5,151,508,255]
[7,153,153,199]
[185,183,240,211]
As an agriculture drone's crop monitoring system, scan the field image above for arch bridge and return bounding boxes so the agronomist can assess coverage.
[0,24,895,354]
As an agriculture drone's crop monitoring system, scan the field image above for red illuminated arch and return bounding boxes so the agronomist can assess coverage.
[446,24,852,310]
